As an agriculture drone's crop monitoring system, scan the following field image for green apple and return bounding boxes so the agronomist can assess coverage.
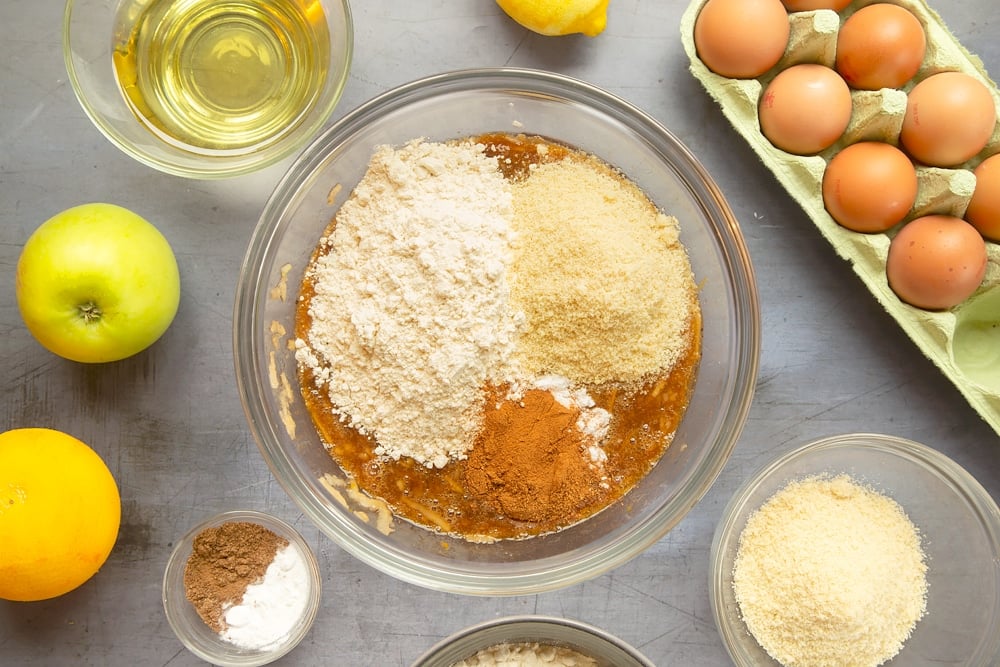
[16,203,181,363]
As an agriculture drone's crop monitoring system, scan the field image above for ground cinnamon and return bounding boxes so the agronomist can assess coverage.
[183,521,287,633]
[465,388,606,524]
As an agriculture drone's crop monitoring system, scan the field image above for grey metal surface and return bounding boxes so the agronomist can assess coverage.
[1,1,997,665]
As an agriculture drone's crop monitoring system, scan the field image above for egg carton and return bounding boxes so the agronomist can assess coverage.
[681,0,1000,436]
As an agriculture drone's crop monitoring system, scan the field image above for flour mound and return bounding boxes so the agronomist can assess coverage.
[295,139,521,468]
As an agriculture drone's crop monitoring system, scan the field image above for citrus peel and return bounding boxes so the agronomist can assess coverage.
[0,428,121,601]
[497,0,610,37]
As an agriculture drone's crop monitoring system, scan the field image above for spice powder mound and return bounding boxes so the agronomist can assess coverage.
[295,133,701,540]
[464,387,606,524]
[183,521,287,633]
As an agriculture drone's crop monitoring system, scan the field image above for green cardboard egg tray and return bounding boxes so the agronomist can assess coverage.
[681,0,1000,436]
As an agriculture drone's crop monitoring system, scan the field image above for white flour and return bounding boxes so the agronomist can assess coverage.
[220,543,311,650]
[296,139,522,468]
[452,642,598,666]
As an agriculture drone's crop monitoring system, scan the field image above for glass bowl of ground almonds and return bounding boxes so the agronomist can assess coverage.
[234,67,760,595]
[711,433,1000,667]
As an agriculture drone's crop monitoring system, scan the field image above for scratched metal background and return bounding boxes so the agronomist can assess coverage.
[1,1,998,665]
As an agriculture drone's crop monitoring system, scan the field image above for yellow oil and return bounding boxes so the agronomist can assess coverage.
[112,0,330,153]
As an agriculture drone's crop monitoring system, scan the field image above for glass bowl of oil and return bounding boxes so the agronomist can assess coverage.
[234,68,760,595]
[64,0,353,179]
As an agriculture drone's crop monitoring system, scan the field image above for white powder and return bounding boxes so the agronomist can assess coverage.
[220,543,311,651]
[452,642,598,667]
[296,139,522,468]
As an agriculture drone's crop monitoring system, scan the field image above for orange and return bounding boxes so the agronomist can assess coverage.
[0,428,121,601]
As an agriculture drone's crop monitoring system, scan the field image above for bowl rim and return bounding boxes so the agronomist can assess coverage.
[161,509,323,666]
[62,0,355,179]
[408,614,656,667]
[709,431,1000,666]
[234,66,761,595]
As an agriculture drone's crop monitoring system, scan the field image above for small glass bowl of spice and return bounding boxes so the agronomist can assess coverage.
[162,510,322,666]
[710,433,1000,667]
[410,615,654,667]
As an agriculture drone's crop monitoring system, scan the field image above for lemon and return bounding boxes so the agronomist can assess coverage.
[497,0,610,37]
[0,428,121,601]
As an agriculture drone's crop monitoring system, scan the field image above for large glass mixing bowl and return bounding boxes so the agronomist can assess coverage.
[234,68,760,595]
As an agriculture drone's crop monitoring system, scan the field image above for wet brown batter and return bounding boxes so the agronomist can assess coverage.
[296,134,701,540]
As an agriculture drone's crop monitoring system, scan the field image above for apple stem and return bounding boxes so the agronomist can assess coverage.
[78,302,102,323]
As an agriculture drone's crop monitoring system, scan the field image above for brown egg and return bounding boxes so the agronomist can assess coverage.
[886,215,988,310]
[758,64,852,155]
[900,72,998,167]
[965,154,1000,242]
[782,0,850,10]
[823,142,917,233]
[835,4,926,90]
[694,0,790,79]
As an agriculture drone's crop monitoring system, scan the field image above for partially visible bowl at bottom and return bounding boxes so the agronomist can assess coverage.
[410,615,654,667]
